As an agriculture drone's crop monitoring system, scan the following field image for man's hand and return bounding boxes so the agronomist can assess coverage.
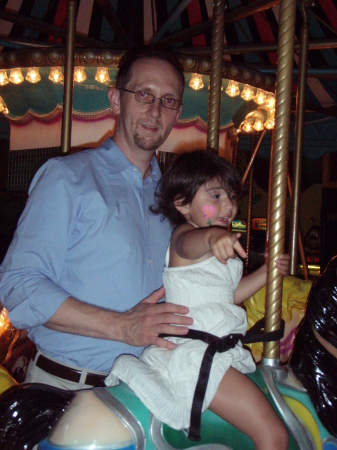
[120,286,193,350]
[209,230,247,264]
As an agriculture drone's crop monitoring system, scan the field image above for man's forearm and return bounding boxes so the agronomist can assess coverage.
[44,296,122,340]
[44,289,193,350]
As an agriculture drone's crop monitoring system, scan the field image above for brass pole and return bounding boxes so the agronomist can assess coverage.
[289,0,310,275]
[287,175,310,280]
[232,134,239,168]
[207,0,225,152]
[245,135,256,270]
[241,130,267,187]
[263,0,296,364]
[265,129,275,251]
[61,0,77,154]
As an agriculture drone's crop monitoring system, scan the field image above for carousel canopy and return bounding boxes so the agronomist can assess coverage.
[0,0,336,158]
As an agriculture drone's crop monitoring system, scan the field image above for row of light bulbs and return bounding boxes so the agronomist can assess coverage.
[189,73,276,131]
[189,73,276,107]
[0,66,111,86]
[239,113,275,133]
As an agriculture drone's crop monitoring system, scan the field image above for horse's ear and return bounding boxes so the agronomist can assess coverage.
[0,383,75,450]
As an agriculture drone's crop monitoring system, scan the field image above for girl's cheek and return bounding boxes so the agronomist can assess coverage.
[202,204,215,226]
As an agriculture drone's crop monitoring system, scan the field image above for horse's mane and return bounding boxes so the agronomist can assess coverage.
[0,383,75,450]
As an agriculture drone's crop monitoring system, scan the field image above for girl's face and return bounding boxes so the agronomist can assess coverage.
[178,179,238,228]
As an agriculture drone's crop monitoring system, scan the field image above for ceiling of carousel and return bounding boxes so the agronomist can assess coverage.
[0,0,337,161]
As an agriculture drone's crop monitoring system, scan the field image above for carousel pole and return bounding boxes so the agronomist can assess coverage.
[207,0,225,152]
[232,134,239,168]
[60,0,77,154]
[288,175,310,280]
[245,135,256,271]
[263,0,296,365]
[241,130,267,187]
[289,0,311,275]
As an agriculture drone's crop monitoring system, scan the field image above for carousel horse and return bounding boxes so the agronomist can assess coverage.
[1,258,337,450]
[244,275,312,363]
[289,255,337,439]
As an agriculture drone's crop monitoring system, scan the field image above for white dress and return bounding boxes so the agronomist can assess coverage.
[107,254,255,430]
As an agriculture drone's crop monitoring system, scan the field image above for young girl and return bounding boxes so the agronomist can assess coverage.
[107,150,289,450]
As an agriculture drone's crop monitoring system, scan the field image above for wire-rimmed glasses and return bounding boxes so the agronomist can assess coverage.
[118,88,182,110]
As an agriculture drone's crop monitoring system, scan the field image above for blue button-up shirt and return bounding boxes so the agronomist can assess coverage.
[0,138,172,372]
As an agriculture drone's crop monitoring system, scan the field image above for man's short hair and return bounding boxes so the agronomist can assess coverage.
[116,45,185,94]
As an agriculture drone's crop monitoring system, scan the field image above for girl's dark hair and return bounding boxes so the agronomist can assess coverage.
[153,149,242,226]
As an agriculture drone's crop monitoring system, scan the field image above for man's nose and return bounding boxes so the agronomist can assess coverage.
[146,98,162,117]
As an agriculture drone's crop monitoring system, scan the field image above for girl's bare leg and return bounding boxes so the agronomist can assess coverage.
[209,367,289,450]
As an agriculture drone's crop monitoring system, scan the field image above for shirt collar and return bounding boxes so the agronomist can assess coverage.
[104,138,161,181]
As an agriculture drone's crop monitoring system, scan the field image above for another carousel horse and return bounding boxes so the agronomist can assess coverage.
[289,255,337,438]
[244,275,312,363]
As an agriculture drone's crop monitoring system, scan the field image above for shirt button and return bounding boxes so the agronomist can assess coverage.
[149,259,153,265]
[146,220,150,227]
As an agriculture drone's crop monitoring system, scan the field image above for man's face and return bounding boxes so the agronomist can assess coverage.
[113,58,183,154]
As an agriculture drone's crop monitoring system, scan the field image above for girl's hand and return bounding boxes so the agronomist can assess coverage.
[265,252,290,276]
[275,253,290,276]
[209,229,247,264]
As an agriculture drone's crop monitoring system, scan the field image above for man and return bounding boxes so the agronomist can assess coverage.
[0,46,193,389]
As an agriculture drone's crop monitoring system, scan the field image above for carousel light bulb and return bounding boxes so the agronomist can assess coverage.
[74,66,87,83]
[264,117,275,130]
[0,70,9,86]
[266,93,276,109]
[49,67,64,83]
[9,68,24,84]
[225,80,240,97]
[0,308,10,335]
[26,67,41,83]
[253,118,264,131]
[189,73,204,90]
[242,119,254,133]
[241,84,255,101]
[0,96,4,113]
[254,89,266,105]
[95,67,110,84]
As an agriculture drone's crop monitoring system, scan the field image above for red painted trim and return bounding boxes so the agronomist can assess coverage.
[187,0,206,47]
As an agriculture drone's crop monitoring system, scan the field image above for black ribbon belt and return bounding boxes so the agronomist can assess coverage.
[31,347,107,387]
[160,318,285,441]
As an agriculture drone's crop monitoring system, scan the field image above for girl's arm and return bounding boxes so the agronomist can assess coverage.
[234,263,267,305]
[234,254,290,305]
[170,224,247,267]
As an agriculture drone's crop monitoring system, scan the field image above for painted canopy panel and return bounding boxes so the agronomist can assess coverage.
[0,67,249,125]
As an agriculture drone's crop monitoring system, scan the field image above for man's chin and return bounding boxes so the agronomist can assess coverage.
[134,134,163,152]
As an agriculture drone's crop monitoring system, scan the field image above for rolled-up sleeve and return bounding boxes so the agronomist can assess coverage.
[0,158,77,329]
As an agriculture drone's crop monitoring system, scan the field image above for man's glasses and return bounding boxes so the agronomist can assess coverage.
[118,88,182,110]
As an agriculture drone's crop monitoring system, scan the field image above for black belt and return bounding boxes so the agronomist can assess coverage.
[160,317,285,441]
[31,347,107,387]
